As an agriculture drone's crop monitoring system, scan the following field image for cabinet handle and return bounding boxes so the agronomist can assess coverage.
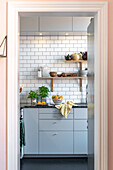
[53,133,58,136]
[53,122,57,124]
[87,126,88,129]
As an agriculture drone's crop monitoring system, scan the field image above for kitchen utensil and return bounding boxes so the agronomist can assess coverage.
[65,54,72,60]
[82,52,87,60]
[49,72,57,77]
[71,53,80,60]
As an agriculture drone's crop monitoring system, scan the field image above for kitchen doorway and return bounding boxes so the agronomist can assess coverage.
[7,2,108,170]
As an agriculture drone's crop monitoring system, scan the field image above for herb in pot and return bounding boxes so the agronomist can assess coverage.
[28,90,39,104]
[39,86,50,102]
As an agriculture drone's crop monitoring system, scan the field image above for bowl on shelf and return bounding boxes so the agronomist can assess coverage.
[79,70,88,77]
[49,72,57,77]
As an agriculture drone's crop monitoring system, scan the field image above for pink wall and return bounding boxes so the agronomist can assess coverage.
[0,58,6,170]
[0,0,113,170]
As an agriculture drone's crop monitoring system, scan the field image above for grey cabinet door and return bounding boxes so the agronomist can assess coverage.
[74,131,88,154]
[39,131,73,154]
[73,17,90,32]
[74,120,88,131]
[20,16,39,32]
[40,17,72,32]
[23,108,38,154]
[74,108,88,120]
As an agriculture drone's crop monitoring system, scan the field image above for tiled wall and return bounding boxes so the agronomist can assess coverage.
[19,35,87,104]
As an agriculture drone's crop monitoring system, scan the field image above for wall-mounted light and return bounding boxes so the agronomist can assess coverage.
[0,36,7,58]
[65,33,69,36]
[39,33,42,36]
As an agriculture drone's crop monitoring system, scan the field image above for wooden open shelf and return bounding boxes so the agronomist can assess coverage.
[36,77,87,92]
[65,60,87,63]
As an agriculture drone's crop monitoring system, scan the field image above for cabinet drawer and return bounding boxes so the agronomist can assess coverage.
[39,132,73,154]
[39,120,73,131]
[74,131,88,154]
[39,108,60,114]
[74,108,88,119]
[39,113,73,120]
[39,108,73,114]
[74,120,88,131]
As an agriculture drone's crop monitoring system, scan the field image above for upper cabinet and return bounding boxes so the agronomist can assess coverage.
[73,17,91,32]
[20,16,39,32]
[20,16,91,34]
[40,17,72,32]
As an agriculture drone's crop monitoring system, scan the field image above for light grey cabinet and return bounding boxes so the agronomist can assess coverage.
[74,131,88,154]
[39,120,73,131]
[74,108,88,154]
[23,107,88,155]
[73,17,90,32]
[39,17,73,32]
[20,16,39,32]
[39,132,73,154]
[23,108,38,154]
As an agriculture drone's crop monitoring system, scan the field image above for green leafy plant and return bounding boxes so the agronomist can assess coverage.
[28,90,39,99]
[39,86,50,98]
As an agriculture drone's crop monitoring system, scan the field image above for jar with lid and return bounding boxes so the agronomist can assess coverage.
[42,66,50,77]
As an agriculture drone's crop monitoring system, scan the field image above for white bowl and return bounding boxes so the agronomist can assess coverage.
[52,99,63,105]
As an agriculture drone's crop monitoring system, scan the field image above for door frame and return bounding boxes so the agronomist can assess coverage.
[7,1,108,170]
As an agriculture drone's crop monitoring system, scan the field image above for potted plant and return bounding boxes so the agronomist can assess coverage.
[39,86,50,103]
[28,90,39,104]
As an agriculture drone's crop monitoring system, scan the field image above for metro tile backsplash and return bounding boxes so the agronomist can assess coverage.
[19,35,87,104]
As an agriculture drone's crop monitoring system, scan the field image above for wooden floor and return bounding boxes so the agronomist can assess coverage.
[20,158,88,170]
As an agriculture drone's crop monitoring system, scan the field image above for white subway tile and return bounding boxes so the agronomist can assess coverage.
[78,40,86,44]
[43,52,50,55]
[62,40,69,44]
[70,40,77,43]
[27,52,34,56]
[39,40,47,44]
[73,36,82,40]
[19,35,87,104]
[27,60,34,64]
[23,64,30,67]
[35,52,43,55]
[62,48,69,52]
[39,48,46,52]
[35,60,43,63]
[43,44,50,48]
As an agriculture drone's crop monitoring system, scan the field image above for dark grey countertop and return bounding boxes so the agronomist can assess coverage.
[20,103,87,109]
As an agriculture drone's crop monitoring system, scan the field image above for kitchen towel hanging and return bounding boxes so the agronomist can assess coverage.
[55,101,77,118]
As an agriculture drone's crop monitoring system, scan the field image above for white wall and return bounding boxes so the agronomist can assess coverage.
[19,35,87,104]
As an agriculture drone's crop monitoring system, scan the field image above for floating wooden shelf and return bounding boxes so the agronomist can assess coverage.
[65,60,87,63]
[36,77,87,92]
[65,60,88,92]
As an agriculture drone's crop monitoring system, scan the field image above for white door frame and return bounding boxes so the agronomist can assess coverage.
[7,1,108,170]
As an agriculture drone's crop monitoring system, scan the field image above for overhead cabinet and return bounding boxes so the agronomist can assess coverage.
[20,16,39,32]
[40,17,73,32]
[73,17,91,32]
[20,16,90,33]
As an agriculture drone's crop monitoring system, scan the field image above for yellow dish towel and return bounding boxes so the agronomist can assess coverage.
[55,101,77,119]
